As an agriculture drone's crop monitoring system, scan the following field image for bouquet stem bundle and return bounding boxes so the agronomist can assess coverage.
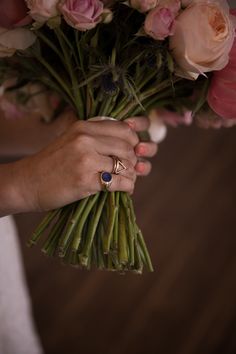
[30,191,153,273]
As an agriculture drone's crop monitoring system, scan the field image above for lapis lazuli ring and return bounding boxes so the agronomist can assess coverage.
[100,172,113,190]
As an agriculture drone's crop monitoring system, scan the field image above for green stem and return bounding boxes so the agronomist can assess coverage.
[103,192,117,254]
[113,192,120,250]
[137,228,154,272]
[54,28,84,118]
[133,240,143,274]
[29,209,59,246]
[71,193,100,252]
[118,207,129,265]
[42,208,70,255]
[121,193,135,267]
[118,78,180,120]
[33,53,75,105]
[58,199,88,256]
[80,192,108,265]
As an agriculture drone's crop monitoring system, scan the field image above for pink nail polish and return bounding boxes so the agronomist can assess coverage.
[138,145,146,155]
[137,163,145,173]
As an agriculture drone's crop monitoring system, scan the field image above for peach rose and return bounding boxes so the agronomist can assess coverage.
[0,27,36,57]
[26,0,59,22]
[169,0,235,79]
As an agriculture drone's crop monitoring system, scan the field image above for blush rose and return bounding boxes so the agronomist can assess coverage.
[59,0,104,31]
[169,0,235,79]
[144,0,181,40]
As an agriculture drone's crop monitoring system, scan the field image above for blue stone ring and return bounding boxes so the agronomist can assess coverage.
[100,172,113,191]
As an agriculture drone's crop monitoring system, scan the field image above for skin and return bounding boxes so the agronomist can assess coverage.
[0,111,158,216]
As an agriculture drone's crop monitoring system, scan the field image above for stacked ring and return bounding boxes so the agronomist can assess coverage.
[100,157,127,191]
[112,156,127,175]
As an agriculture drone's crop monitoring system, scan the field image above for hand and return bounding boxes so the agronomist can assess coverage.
[125,116,158,176]
[14,118,140,212]
[0,114,158,216]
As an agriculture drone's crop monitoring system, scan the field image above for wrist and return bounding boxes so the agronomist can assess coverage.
[0,158,38,216]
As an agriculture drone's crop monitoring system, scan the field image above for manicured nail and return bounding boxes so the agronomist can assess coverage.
[137,144,146,155]
[136,162,145,173]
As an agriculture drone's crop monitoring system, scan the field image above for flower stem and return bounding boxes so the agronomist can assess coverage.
[71,194,100,252]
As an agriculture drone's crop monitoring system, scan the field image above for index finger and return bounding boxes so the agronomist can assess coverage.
[125,116,150,132]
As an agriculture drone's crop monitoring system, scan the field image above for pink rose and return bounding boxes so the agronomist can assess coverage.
[26,0,59,22]
[0,0,32,29]
[207,9,236,120]
[144,0,181,40]
[59,0,104,31]
[0,27,36,57]
[169,0,235,79]
[129,0,158,13]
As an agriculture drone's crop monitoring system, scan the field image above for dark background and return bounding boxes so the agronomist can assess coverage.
[14,124,236,354]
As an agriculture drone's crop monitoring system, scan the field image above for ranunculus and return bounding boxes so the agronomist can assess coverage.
[169,0,235,79]
[59,0,104,31]
[129,0,158,13]
[144,0,181,40]
[0,0,32,29]
[207,9,236,119]
[0,27,36,57]
[26,0,59,22]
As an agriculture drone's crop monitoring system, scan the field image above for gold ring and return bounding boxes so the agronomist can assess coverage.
[112,156,127,175]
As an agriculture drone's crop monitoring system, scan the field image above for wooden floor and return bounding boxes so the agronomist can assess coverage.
[15,124,236,354]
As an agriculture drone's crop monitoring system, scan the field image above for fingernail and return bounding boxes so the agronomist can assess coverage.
[136,162,145,173]
[137,145,146,155]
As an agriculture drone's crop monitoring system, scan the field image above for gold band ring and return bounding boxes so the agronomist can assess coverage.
[112,156,127,175]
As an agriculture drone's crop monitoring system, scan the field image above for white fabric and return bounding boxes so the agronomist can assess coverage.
[0,216,43,354]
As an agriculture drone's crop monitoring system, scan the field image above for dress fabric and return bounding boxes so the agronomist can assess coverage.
[0,216,43,354]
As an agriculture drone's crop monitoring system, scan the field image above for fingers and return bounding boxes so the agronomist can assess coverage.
[125,116,150,132]
[109,174,135,193]
[92,173,135,194]
[75,120,139,147]
[135,160,152,176]
[135,142,158,158]
[99,156,136,181]
[94,135,137,166]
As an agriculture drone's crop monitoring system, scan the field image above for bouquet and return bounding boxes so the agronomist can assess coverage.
[0,0,235,274]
